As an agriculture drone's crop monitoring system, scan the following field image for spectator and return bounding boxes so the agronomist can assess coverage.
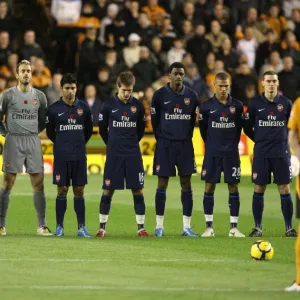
[205,60,230,96]
[149,36,168,76]
[140,86,154,132]
[83,84,103,126]
[0,31,12,66]
[260,50,283,76]
[181,52,194,67]
[136,12,157,47]
[98,3,119,45]
[194,0,211,22]
[281,29,300,65]
[123,33,141,68]
[231,62,257,103]
[0,73,7,94]
[184,63,209,101]
[142,0,166,25]
[152,73,169,90]
[236,26,258,70]
[93,0,108,21]
[209,3,233,36]
[180,20,194,44]
[217,38,239,73]
[278,56,300,102]
[205,20,229,54]
[255,29,281,73]
[244,83,258,107]
[287,8,300,42]
[158,14,177,52]
[174,1,196,32]
[167,38,186,65]
[78,27,105,84]
[264,4,287,40]
[202,51,216,76]
[31,57,52,93]
[45,73,63,106]
[94,66,114,101]
[186,24,212,74]
[186,23,212,75]
[6,76,16,88]
[104,49,126,83]
[238,7,267,43]
[0,52,17,78]
[132,46,158,91]
[0,0,15,39]
[51,0,82,25]
[19,30,45,60]
[122,0,139,30]
[104,13,127,50]
[283,0,300,19]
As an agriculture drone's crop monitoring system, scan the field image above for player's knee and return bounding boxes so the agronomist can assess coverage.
[228,184,238,193]
[278,184,290,194]
[73,186,84,198]
[158,177,169,190]
[254,185,266,193]
[180,175,192,191]
[2,174,16,192]
[205,183,216,193]
[132,188,143,195]
[103,189,114,197]
[57,186,68,197]
[2,180,14,192]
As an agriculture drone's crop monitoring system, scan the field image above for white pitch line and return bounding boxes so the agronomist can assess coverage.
[0,258,244,263]
[0,285,283,292]
[12,192,101,196]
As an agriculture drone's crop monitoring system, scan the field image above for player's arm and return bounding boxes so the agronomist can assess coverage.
[45,107,56,143]
[237,103,244,135]
[198,103,208,142]
[84,105,93,143]
[38,92,48,132]
[190,92,199,135]
[137,103,146,141]
[150,91,160,138]
[98,102,109,145]
[0,92,8,136]
[288,100,300,161]
[243,102,255,141]
[289,130,300,160]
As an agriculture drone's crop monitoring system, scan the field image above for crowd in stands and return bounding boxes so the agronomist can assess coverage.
[0,0,300,131]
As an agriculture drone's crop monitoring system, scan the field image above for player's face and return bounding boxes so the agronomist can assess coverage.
[169,68,185,87]
[61,83,77,101]
[214,78,230,98]
[118,84,133,101]
[16,64,32,86]
[262,74,279,94]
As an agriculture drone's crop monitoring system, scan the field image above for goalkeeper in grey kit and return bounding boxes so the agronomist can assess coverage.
[0,60,52,236]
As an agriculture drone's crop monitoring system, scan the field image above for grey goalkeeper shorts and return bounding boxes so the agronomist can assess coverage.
[2,134,44,174]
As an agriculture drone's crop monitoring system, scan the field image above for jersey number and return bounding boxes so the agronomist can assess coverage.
[232,167,241,178]
[139,172,144,184]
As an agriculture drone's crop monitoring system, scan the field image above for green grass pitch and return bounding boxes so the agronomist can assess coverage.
[0,175,299,300]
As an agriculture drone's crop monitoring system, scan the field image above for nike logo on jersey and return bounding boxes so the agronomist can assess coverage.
[164,101,171,104]
[58,113,65,116]
[210,110,217,114]
[112,109,119,113]
[258,108,265,112]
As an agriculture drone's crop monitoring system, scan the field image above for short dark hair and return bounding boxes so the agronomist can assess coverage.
[60,73,77,87]
[215,72,230,81]
[16,59,31,74]
[116,71,135,87]
[263,70,277,79]
[168,62,185,73]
